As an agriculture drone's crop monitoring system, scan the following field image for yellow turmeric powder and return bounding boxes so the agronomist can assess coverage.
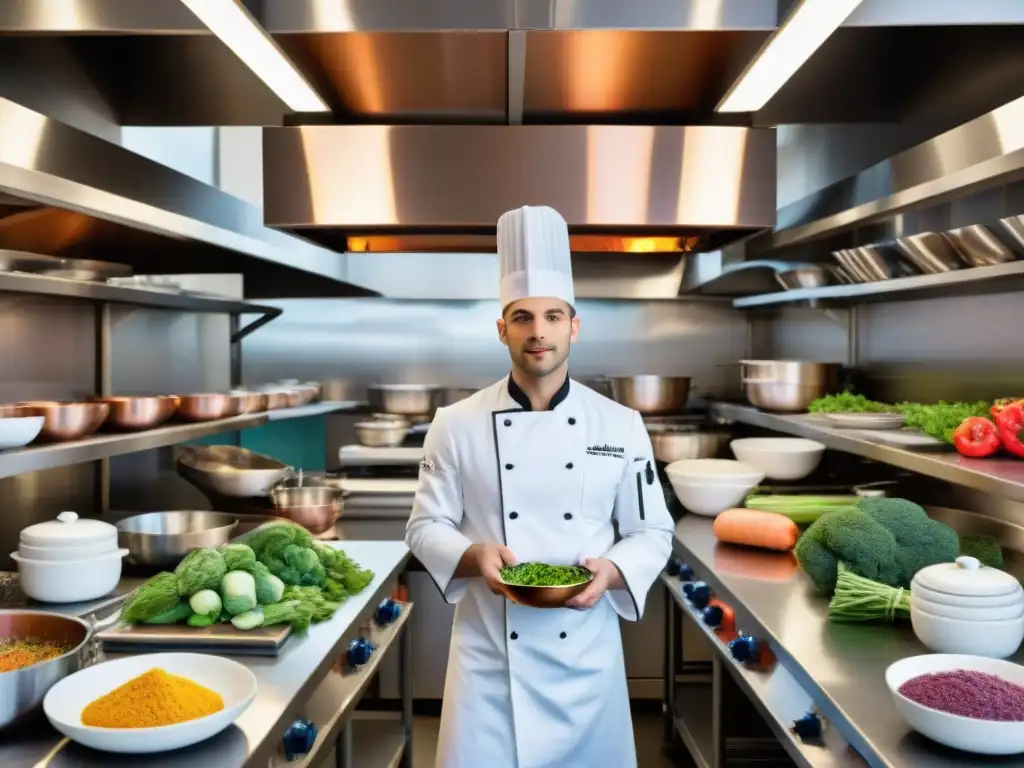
[81,668,223,728]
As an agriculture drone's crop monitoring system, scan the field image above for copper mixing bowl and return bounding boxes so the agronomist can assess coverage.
[95,395,179,431]
[270,485,343,534]
[500,570,594,609]
[16,401,110,442]
[176,393,237,422]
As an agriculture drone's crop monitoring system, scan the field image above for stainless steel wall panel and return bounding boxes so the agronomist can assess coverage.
[242,299,747,401]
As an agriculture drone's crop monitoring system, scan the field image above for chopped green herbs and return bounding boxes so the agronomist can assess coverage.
[808,392,992,443]
[500,563,592,587]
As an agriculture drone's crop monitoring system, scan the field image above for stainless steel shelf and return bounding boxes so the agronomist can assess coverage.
[266,401,364,421]
[733,261,1024,309]
[350,713,407,768]
[712,402,1024,503]
[674,682,714,768]
[0,413,268,480]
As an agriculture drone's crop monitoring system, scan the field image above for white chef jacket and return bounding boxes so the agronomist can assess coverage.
[406,376,674,768]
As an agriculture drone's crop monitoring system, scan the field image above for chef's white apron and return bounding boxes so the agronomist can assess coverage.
[407,378,674,768]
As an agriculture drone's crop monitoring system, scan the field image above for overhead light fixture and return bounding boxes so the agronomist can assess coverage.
[179,0,329,113]
[717,0,865,113]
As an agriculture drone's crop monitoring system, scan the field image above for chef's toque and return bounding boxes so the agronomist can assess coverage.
[497,205,575,311]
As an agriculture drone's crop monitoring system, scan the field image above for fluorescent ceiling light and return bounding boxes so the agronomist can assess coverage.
[180,0,329,113]
[717,0,865,113]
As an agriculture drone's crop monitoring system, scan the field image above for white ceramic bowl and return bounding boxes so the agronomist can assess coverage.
[911,580,1024,609]
[666,478,760,517]
[18,539,120,563]
[910,604,1024,658]
[664,459,765,487]
[729,438,826,481]
[44,652,256,753]
[912,593,1024,622]
[11,548,128,603]
[886,654,1024,755]
[0,415,44,449]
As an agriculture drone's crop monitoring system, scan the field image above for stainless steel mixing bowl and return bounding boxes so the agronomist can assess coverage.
[116,511,239,566]
[609,376,691,415]
[739,360,841,413]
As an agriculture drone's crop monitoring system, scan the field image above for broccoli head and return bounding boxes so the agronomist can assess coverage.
[959,533,1004,569]
[795,497,959,593]
[246,521,314,562]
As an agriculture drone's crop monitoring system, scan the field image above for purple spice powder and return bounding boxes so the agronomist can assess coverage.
[899,670,1024,721]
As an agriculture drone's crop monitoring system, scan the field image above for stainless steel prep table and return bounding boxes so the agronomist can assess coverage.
[668,515,1022,768]
[0,541,411,768]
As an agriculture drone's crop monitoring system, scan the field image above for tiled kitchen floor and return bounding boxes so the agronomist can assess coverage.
[410,712,676,767]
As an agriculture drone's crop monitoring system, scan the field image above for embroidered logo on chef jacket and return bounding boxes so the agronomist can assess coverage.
[586,444,625,459]
[419,458,438,473]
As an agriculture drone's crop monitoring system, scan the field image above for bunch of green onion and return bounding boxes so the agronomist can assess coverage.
[744,495,858,525]
[828,564,910,622]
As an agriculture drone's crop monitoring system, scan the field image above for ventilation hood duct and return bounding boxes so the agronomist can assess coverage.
[262,124,777,253]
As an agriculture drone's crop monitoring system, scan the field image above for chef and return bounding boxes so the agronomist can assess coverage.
[406,205,674,768]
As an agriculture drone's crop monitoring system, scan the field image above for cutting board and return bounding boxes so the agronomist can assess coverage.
[98,621,291,656]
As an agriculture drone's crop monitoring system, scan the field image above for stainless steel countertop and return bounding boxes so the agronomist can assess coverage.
[0,541,410,767]
[672,515,1016,768]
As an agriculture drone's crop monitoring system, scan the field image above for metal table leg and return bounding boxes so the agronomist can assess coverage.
[336,718,353,768]
[400,601,413,767]
[663,581,677,743]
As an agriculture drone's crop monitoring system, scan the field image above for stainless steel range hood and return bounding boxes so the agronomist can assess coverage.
[262,124,777,253]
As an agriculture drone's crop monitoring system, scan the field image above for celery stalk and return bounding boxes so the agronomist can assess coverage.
[744,495,858,524]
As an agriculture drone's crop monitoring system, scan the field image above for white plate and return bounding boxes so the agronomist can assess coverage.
[824,412,906,430]
[43,653,256,753]
[886,654,1024,754]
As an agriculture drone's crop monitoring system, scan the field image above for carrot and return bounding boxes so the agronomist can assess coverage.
[712,508,799,551]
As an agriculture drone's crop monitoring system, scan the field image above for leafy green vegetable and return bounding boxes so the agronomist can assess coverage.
[231,600,314,633]
[959,533,1004,569]
[221,570,257,615]
[123,572,181,623]
[218,543,256,572]
[246,521,313,562]
[282,585,341,622]
[249,561,286,604]
[808,392,894,414]
[500,563,592,586]
[142,601,192,625]
[828,564,910,622]
[175,548,227,597]
[325,550,374,594]
[795,497,959,593]
[897,400,991,444]
[187,589,222,627]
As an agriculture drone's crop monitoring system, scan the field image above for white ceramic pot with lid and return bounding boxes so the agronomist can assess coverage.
[911,556,1023,602]
[19,511,118,552]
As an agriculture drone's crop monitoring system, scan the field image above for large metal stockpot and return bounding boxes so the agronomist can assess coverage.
[609,376,691,415]
[740,361,840,413]
[367,385,441,417]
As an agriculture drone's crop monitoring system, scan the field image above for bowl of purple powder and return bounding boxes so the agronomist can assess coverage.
[887,654,1024,754]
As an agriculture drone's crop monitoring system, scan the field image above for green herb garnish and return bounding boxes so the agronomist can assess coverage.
[808,392,992,444]
[808,392,894,414]
[500,563,592,587]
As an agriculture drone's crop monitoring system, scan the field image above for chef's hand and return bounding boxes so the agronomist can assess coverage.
[565,557,624,610]
[475,543,518,595]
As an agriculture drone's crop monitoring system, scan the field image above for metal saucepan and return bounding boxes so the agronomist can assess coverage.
[115,511,239,566]
[355,419,410,448]
[646,426,728,464]
[270,486,343,535]
[739,360,841,413]
[367,385,441,417]
[16,401,110,442]
[0,609,118,728]
[609,376,691,415]
[94,395,179,431]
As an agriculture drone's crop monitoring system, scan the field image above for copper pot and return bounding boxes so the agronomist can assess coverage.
[230,391,268,415]
[176,393,236,422]
[17,401,109,442]
[270,485,343,534]
[95,396,179,431]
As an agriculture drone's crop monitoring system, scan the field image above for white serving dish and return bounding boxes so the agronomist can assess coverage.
[910,605,1024,658]
[886,654,1024,755]
[729,437,825,481]
[825,412,906,430]
[11,548,128,603]
[664,458,765,487]
[912,593,1024,622]
[44,652,256,753]
[666,478,760,517]
[0,415,45,449]
[912,581,1024,609]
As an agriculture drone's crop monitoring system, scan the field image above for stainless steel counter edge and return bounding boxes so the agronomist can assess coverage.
[711,402,1024,504]
[671,516,999,768]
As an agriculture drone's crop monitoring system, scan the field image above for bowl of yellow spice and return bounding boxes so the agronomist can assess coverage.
[42,652,256,753]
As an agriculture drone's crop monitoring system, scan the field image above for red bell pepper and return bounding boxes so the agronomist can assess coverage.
[953,417,1001,458]
[993,401,1024,459]
[991,398,1024,419]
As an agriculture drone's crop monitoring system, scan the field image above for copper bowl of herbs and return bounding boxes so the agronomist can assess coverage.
[498,563,593,609]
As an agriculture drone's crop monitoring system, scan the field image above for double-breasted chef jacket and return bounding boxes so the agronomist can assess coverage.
[406,375,674,768]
